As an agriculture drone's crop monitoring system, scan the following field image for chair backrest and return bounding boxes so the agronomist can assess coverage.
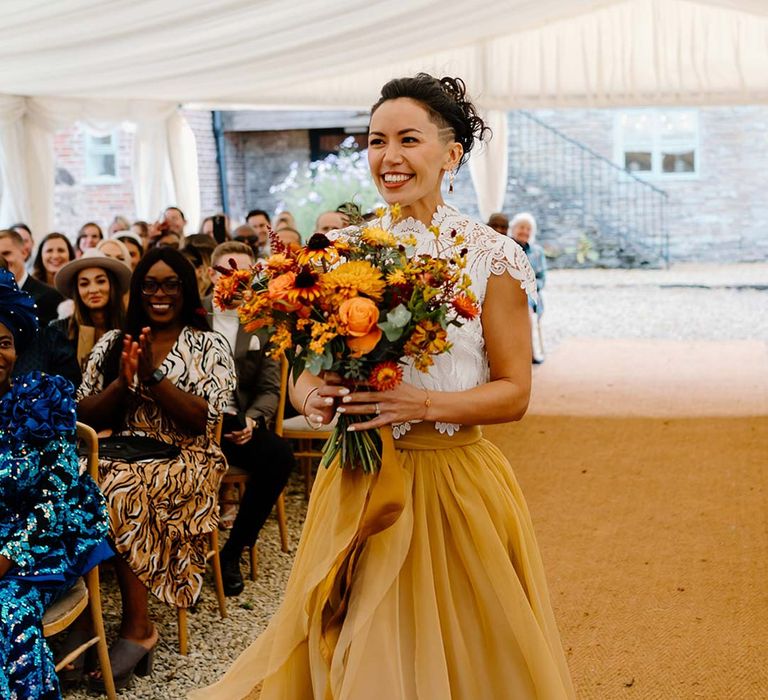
[76,422,99,481]
[273,356,289,438]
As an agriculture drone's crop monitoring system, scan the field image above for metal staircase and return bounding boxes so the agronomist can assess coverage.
[506,111,669,267]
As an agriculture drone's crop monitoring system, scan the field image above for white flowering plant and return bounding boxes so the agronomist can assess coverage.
[270,137,382,236]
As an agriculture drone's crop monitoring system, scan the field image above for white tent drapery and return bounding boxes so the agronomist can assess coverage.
[1,0,768,232]
[0,97,199,236]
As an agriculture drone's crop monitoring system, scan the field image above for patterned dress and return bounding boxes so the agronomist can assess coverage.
[0,372,110,700]
[77,326,236,608]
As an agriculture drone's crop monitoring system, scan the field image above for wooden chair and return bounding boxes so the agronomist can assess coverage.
[176,419,227,656]
[42,422,116,700]
[276,358,333,499]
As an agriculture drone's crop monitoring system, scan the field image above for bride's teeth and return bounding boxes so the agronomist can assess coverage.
[384,174,411,183]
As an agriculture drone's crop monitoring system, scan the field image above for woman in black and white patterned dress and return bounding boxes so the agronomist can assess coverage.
[77,247,235,687]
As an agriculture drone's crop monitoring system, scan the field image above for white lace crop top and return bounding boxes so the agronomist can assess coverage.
[337,204,536,439]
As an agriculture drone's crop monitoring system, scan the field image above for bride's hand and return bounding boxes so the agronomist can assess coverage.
[336,382,429,432]
[302,372,350,427]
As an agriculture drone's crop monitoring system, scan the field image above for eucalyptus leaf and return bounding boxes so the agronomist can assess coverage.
[378,321,404,342]
[305,352,325,375]
[386,304,412,328]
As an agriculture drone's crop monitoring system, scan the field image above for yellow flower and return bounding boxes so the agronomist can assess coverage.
[265,253,296,276]
[404,319,451,371]
[375,206,387,219]
[308,320,339,355]
[297,233,339,267]
[361,226,397,247]
[267,324,293,358]
[286,268,323,304]
[389,203,402,221]
[386,269,407,286]
[320,261,385,305]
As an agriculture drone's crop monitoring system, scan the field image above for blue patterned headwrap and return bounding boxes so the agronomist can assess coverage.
[0,268,39,352]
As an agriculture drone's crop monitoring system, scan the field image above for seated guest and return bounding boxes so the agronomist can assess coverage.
[0,229,63,325]
[11,223,34,263]
[113,231,144,271]
[0,268,110,700]
[314,210,347,234]
[272,226,301,251]
[77,248,235,689]
[108,215,130,236]
[205,242,294,596]
[245,209,270,257]
[182,234,216,299]
[53,248,131,376]
[31,232,76,287]
[130,221,150,251]
[147,206,187,248]
[75,222,104,258]
[155,230,182,250]
[274,210,296,230]
[96,238,132,268]
[487,212,509,235]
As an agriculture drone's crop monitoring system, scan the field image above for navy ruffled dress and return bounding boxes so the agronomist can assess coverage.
[0,372,111,700]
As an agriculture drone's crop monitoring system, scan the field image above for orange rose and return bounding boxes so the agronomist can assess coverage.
[267,271,296,300]
[339,297,381,357]
[338,297,380,337]
[346,328,382,357]
[267,271,301,311]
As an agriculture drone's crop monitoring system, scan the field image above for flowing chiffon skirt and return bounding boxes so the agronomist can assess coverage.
[191,423,575,699]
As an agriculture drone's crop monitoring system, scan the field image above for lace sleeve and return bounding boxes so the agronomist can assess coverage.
[492,234,538,301]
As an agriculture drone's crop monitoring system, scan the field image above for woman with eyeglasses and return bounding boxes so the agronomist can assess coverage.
[76,247,236,690]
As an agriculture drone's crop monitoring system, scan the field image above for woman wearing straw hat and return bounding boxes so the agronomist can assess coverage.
[53,249,131,376]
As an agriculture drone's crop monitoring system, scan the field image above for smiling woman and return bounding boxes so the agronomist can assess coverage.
[31,232,76,287]
[76,247,236,691]
[194,74,575,700]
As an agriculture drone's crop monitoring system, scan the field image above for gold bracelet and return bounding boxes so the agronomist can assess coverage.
[302,387,321,430]
[423,389,432,420]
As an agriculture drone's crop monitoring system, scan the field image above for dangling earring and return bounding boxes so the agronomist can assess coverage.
[448,168,455,194]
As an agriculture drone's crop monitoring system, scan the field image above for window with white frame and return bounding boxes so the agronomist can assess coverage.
[615,109,699,178]
[84,130,119,182]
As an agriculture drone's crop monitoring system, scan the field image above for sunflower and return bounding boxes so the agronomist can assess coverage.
[286,268,323,303]
[361,226,397,247]
[451,293,480,320]
[320,260,386,305]
[386,269,407,286]
[297,232,339,266]
[368,361,403,391]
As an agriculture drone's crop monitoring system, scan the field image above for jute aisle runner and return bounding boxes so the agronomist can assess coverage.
[485,339,768,700]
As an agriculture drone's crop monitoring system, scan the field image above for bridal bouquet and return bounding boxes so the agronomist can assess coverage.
[214,206,479,473]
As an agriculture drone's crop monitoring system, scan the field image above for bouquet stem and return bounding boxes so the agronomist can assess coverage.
[320,413,383,473]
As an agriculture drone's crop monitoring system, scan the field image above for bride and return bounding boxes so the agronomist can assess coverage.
[192,73,575,700]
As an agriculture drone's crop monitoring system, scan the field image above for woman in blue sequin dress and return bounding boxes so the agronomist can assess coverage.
[0,268,110,700]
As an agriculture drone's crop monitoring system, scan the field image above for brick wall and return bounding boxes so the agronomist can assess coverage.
[53,125,136,237]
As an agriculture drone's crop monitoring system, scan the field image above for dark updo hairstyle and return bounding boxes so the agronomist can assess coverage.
[371,73,491,170]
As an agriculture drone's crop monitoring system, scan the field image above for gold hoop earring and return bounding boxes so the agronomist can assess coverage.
[448,169,455,194]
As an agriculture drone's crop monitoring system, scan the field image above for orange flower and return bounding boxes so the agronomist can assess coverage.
[368,362,403,391]
[265,253,296,277]
[339,297,382,358]
[452,293,480,320]
[346,329,382,358]
[297,232,339,266]
[267,271,301,311]
[338,297,379,337]
[213,268,251,310]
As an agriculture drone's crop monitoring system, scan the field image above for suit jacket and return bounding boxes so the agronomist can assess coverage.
[202,296,281,423]
[22,275,64,327]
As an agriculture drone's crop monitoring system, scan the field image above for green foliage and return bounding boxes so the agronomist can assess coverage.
[270,137,383,238]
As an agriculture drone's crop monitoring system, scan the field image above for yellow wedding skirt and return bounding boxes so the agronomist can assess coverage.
[191,423,575,700]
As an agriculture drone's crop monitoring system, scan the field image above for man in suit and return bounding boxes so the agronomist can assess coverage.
[0,229,63,325]
[205,241,295,596]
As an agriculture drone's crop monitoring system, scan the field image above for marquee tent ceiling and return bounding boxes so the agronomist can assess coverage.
[2,0,768,108]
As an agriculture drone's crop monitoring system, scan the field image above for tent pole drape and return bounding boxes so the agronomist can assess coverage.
[468,110,509,223]
[0,95,200,236]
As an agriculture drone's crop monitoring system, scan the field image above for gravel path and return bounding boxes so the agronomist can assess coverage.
[60,263,767,699]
